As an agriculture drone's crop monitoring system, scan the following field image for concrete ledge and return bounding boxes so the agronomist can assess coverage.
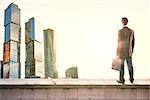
[0,79,149,89]
[0,84,149,89]
[0,79,54,85]
[0,79,149,100]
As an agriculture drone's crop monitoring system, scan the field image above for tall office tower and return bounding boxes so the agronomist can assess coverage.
[25,17,44,78]
[65,66,78,79]
[43,29,58,78]
[0,61,3,78]
[3,3,21,78]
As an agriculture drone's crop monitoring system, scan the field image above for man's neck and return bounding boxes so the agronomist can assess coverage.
[123,25,128,27]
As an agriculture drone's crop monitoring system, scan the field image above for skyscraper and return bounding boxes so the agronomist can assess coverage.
[25,17,44,78]
[3,3,21,78]
[43,29,58,78]
[65,66,78,79]
[0,61,3,78]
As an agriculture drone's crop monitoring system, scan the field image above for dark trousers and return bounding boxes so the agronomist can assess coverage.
[120,57,134,81]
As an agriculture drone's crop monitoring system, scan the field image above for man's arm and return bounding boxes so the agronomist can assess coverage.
[117,30,121,56]
[132,32,135,53]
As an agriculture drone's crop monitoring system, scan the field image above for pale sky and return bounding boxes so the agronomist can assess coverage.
[0,0,150,79]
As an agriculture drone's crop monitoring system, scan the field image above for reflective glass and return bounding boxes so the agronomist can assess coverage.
[34,41,42,61]
[3,63,9,78]
[5,24,10,42]
[9,62,19,78]
[10,23,20,42]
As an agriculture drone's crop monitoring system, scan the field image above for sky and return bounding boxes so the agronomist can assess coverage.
[0,0,150,79]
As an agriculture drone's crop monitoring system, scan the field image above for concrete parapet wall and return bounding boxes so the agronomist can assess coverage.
[0,79,149,100]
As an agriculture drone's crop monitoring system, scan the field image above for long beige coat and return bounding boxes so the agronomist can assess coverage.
[117,27,134,59]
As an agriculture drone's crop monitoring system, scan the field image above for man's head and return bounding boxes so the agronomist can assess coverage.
[122,17,128,25]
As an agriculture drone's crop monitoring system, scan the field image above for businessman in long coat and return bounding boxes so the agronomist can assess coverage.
[116,17,135,84]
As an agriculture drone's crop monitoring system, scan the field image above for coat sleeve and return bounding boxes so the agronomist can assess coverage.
[117,30,121,56]
[132,32,135,53]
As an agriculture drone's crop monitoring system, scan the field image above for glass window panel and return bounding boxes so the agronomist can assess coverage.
[4,6,11,26]
[26,46,34,60]
[11,6,20,25]
[9,62,19,78]
[34,41,42,61]
[3,51,10,63]
[10,23,20,42]
[29,18,35,40]
[3,64,9,78]
[5,24,10,42]
[10,54,17,62]
[30,66,35,75]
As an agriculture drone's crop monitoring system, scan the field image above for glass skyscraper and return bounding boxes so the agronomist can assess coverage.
[43,29,58,78]
[3,3,21,78]
[0,61,3,78]
[25,17,44,78]
[65,66,78,79]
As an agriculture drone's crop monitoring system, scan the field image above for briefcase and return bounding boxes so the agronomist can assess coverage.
[112,57,122,71]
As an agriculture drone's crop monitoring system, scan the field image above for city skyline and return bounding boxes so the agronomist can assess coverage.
[0,0,150,79]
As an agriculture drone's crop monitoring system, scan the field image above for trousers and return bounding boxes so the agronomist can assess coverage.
[120,57,134,81]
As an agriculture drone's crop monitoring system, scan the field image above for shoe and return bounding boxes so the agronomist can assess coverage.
[129,78,134,83]
[116,80,125,84]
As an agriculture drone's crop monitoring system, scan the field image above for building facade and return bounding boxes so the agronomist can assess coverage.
[25,17,44,78]
[3,3,21,78]
[43,29,58,78]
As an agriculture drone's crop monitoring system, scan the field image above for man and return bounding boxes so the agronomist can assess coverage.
[116,17,135,84]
